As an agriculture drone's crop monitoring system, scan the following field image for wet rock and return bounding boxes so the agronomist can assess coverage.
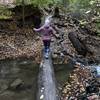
[64,23,68,26]
[56,34,60,39]
[10,78,24,89]
[0,90,15,96]
[11,67,20,74]
[35,36,40,41]
[51,38,56,42]
[52,53,58,59]
[53,49,58,54]
[0,84,8,93]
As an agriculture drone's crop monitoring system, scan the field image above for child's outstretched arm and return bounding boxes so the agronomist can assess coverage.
[33,26,44,32]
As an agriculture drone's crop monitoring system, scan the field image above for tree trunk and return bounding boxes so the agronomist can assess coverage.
[62,0,69,7]
[22,0,25,27]
[53,7,60,18]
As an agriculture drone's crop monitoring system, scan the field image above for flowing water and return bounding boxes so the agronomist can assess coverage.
[0,58,73,100]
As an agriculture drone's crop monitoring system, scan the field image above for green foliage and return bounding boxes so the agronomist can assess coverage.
[64,0,99,13]
[15,0,56,6]
[0,0,99,19]
[68,0,90,12]
[96,20,100,36]
[0,6,12,19]
[13,0,100,13]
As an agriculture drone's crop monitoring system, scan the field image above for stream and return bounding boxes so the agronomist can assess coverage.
[0,58,73,100]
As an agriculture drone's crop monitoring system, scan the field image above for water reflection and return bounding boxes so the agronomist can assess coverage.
[0,58,73,100]
[0,58,38,100]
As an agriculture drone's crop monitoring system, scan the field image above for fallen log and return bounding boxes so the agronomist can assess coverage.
[68,32,88,56]
[37,51,60,100]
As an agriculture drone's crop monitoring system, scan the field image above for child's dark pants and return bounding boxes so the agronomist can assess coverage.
[43,40,51,52]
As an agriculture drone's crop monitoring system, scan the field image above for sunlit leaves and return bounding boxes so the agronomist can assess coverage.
[16,0,55,6]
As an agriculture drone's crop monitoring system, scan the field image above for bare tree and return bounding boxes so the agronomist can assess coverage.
[62,0,69,7]
[22,0,25,27]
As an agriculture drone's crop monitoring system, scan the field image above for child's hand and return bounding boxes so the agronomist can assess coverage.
[33,28,36,31]
[33,28,38,32]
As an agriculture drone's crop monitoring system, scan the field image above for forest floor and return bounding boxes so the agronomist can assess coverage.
[0,27,42,63]
[0,12,100,64]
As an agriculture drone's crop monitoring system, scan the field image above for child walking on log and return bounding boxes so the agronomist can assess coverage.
[33,19,56,58]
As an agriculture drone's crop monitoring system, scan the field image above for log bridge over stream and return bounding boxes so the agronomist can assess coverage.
[37,51,60,100]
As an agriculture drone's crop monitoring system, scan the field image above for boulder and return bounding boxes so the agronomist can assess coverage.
[52,54,58,59]
[10,78,23,89]
[0,84,8,93]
